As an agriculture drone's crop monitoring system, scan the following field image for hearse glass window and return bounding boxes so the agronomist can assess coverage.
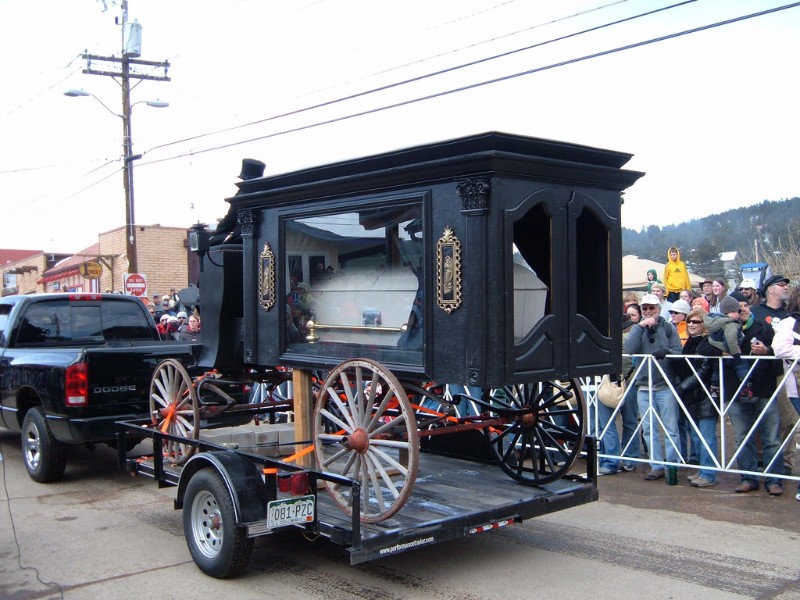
[512,203,551,344]
[284,204,423,359]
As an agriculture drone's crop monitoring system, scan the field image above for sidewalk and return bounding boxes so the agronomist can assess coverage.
[594,461,800,532]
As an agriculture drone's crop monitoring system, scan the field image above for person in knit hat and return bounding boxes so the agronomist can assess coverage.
[691,296,710,313]
[704,295,752,399]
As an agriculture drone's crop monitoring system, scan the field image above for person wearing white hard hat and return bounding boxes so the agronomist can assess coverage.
[668,299,692,347]
[737,278,760,307]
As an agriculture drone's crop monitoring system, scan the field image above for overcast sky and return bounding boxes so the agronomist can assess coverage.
[2,0,798,253]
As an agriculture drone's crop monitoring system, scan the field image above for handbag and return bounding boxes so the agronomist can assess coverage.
[596,374,627,408]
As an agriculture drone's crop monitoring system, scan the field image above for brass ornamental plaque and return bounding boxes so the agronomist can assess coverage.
[436,226,462,314]
[259,242,276,310]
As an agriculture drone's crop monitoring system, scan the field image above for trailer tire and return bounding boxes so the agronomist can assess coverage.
[22,406,67,483]
[183,468,253,579]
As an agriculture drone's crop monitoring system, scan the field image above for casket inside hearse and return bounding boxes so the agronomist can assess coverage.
[194,132,643,388]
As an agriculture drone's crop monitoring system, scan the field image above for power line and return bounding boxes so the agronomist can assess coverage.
[146,0,694,155]
[297,0,632,101]
[141,1,799,166]
[3,163,120,216]
[2,59,84,117]
[0,157,115,176]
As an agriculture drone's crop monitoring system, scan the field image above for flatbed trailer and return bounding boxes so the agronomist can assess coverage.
[137,131,640,577]
[118,420,597,571]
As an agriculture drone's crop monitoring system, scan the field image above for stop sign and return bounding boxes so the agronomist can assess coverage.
[124,273,147,296]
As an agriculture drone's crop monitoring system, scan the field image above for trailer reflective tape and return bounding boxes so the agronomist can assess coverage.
[467,518,515,535]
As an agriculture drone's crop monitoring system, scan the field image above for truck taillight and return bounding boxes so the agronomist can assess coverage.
[66,362,89,406]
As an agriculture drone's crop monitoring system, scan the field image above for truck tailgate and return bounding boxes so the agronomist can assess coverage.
[83,342,198,416]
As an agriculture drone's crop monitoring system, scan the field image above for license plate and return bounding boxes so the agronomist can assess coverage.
[267,495,315,528]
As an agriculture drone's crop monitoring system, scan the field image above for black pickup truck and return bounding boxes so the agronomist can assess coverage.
[0,293,196,482]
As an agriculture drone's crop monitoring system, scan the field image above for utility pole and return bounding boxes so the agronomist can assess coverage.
[80,0,169,274]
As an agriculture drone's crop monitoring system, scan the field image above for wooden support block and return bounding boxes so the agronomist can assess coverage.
[292,368,315,469]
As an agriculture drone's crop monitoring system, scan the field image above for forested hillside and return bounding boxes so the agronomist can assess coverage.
[622,198,800,278]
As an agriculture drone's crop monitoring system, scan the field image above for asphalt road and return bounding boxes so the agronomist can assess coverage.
[1,430,799,600]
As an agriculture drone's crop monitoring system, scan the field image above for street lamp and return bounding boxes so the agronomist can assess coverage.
[64,88,168,273]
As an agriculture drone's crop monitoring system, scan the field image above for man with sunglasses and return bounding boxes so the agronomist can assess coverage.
[624,293,683,480]
[737,278,760,307]
[751,275,790,328]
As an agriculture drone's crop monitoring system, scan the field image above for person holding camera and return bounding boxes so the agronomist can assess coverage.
[624,293,683,480]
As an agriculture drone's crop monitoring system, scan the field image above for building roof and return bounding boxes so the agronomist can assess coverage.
[0,249,41,266]
[38,243,101,284]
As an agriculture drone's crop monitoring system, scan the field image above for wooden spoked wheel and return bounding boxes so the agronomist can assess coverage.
[150,359,200,465]
[313,359,419,523]
[484,380,585,485]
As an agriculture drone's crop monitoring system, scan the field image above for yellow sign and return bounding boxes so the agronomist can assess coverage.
[79,261,103,280]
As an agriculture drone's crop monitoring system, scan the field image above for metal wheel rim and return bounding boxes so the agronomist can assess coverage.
[149,359,200,465]
[23,421,41,472]
[314,359,419,523]
[189,489,223,559]
[485,380,586,485]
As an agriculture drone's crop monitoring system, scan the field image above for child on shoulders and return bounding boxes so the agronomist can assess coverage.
[703,296,751,398]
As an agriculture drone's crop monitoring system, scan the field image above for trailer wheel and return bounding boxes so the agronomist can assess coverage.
[314,359,419,523]
[150,359,199,465]
[183,468,253,579]
[22,406,67,483]
[484,380,585,485]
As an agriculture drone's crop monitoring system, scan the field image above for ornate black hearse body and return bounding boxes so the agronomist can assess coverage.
[199,132,642,385]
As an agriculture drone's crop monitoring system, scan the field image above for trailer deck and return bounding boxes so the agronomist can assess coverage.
[121,421,597,565]
[317,450,597,564]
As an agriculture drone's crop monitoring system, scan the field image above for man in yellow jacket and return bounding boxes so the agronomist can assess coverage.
[663,246,692,301]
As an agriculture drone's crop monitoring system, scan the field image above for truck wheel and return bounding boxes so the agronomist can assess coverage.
[183,468,253,579]
[22,406,67,483]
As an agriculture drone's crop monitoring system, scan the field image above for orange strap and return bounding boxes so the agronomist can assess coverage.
[262,444,316,474]
[281,444,316,464]
[159,404,176,433]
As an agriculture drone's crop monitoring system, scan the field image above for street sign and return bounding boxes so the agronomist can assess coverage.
[79,260,103,280]
[123,273,147,296]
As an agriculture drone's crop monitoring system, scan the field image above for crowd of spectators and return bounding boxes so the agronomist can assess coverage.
[143,288,201,342]
[600,247,799,503]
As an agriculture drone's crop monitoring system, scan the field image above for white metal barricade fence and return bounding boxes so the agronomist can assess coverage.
[584,354,800,488]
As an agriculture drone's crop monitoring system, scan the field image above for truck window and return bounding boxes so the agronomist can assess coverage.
[13,298,154,346]
[99,299,154,340]
[0,304,11,339]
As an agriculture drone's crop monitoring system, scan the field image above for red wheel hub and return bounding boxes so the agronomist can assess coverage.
[344,428,370,454]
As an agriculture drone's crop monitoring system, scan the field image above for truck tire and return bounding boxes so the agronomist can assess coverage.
[183,468,253,578]
[22,406,68,483]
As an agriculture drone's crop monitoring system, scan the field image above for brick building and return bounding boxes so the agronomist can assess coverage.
[2,224,196,298]
[1,249,71,296]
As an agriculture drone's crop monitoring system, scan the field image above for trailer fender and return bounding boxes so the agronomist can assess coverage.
[174,451,267,524]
